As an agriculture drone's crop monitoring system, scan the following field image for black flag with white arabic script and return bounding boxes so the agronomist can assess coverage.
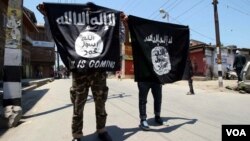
[43,2,121,72]
[128,15,189,83]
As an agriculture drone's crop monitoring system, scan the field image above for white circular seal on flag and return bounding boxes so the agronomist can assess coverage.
[75,31,103,58]
[151,46,171,75]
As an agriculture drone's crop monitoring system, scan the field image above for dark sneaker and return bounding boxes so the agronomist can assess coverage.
[155,116,163,125]
[140,120,150,131]
[72,138,81,141]
[98,131,113,141]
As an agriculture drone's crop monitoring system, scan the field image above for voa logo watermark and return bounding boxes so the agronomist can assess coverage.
[222,125,250,141]
[226,129,246,136]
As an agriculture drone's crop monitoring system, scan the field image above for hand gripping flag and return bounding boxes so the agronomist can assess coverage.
[128,15,189,83]
[43,2,121,72]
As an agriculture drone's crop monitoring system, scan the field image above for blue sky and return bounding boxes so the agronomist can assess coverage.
[24,0,250,48]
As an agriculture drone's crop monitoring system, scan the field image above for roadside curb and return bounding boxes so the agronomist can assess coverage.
[22,78,54,94]
[0,78,54,95]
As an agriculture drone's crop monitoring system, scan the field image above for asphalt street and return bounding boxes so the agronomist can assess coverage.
[0,78,249,141]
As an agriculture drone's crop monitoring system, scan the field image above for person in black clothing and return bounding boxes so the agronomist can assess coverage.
[122,15,163,131]
[183,57,195,95]
[233,50,246,82]
[138,81,164,131]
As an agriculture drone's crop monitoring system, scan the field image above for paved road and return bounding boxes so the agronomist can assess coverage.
[0,78,249,141]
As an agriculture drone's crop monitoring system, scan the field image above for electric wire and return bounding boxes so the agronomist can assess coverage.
[148,0,171,18]
[175,0,205,20]
[225,4,250,16]
[168,15,215,42]
[120,0,134,11]
[227,0,250,13]
[122,0,139,12]
[152,0,182,20]
[126,0,144,13]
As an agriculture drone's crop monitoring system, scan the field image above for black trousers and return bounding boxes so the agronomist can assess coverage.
[138,82,162,120]
[188,78,194,94]
[236,68,243,81]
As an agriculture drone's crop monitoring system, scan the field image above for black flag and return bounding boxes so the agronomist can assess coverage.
[128,15,189,83]
[43,2,121,72]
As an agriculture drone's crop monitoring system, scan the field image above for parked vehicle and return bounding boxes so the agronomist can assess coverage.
[242,61,250,82]
[225,66,237,80]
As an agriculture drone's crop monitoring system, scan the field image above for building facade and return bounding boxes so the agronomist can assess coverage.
[30,25,55,78]
[0,1,55,79]
[190,40,250,79]
[120,37,250,79]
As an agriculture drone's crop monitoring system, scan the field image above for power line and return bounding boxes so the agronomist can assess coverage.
[225,4,250,16]
[227,0,250,13]
[148,0,170,18]
[242,0,250,5]
[175,0,205,20]
[126,0,144,13]
[181,3,211,23]
[149,1,215,42]
[120,0,133,11]
[168,0,184,12]
[152,0,180,20]
[165,14,215,42]
[152,0,184,20]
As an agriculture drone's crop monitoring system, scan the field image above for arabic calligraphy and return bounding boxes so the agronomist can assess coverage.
[144,34,172,45]
[75,31,104,58]
[56,11,116,27]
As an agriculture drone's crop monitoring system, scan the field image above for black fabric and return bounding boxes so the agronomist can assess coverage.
[3,66,21,82]
[44,3,121,72]
[128,15,189,83]
[3,98,21,107]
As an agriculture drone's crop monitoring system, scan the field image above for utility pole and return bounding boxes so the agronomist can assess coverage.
[3,0,23,127]
[212,0,223,87]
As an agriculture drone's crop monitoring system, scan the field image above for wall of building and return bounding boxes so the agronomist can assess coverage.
[22,44,31,78]
[190,46,250,79]
[125,60,134,75]
[190,48,205,76]
[0,4,55,79]
[30,46,55,78]
[212,48,237,77]
[29,25,55,78]
[123,44,134,77]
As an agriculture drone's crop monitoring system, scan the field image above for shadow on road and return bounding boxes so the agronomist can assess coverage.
[22,104,72,119]
[21,89,49,114]
[79,116,197,141]
[0,89,49,136]
[0,92,131,138]
[21,92,130,119]
[147,116,198,132]
[81,125,140,141]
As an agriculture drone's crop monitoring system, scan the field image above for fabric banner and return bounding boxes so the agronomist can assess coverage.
[128,15,189,83]
[44,3,121,72]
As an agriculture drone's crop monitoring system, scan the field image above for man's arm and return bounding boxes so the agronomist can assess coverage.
[37,4,46,16]
[119,12,127,43]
